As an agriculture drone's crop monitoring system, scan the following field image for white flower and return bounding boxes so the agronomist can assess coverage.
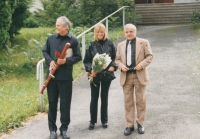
[102,53,106,56]
[105,55,112,66]
[98,61,102,65]
[93,53,99,59]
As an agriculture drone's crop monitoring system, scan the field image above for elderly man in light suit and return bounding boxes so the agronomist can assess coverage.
[115,24,153,136]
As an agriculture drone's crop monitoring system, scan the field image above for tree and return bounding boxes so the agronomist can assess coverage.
[34,0,77,27]
[32,0,136,28]
[80,0,137,27]
[0,0,33,49]
[9,0,33,38]
[0,0,12,49]
[118,0,138,24]
[80,0,119,26]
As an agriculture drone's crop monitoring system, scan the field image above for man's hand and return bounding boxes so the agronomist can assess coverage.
[121,65,129,72]
[57,58,66,65]
[134,64,143,71]
[50,61,57,70]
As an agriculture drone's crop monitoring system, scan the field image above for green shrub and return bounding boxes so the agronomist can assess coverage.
[0,0,12,49]
[24,15,39,28]
[32,0,138,28]
[189,7,200,29]
[8,0,33,38]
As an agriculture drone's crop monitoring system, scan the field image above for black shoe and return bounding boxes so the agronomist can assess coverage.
[60,131,70,139]
[102,122,108,128]
[50,131,57,139]
[124,127,134,136]
[89,123,95,130]
[137,123,145,134]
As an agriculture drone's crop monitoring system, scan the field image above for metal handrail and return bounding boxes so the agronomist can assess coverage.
[36,6,129,112]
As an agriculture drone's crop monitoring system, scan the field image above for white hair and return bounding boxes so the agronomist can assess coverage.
[57,16,71,30]
[124,24,137,32]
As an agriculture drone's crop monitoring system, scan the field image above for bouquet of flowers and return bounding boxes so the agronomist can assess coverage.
[89,53,112,83]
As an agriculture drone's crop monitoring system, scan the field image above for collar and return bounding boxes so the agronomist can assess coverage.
[132,38,136,43]
[126,37,136,45]
[56,32,72,38]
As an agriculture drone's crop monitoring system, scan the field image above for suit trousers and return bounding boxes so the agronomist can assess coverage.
[90,77,111,124]
[122,73,146,128]
[47,80,72,132]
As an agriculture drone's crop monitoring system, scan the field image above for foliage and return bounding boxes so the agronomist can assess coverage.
[0,28,54,77]
[80,0,119,26]
[189,7,200,29]
[32,0,138,28]
[80,0,139,26]
[108,16,121,29]
[33,0,77,27]
[8,0,33,38]
[0,0,33,49]
[0,0,12,49]
[24,15,40,28]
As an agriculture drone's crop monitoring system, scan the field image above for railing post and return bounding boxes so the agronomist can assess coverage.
[106,18,109,38]
[36,59,45,112]
[82,34,85,68]
[123,7,125,27]
[39,63,44,112]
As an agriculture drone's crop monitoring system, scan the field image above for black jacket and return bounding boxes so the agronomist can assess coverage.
[83,39,117,82]
[42,33,82,81]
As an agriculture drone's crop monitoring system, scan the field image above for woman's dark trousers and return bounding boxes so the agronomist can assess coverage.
[90,77,111,124]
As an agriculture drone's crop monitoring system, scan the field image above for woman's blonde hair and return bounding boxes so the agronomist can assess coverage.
[94,23,107,41]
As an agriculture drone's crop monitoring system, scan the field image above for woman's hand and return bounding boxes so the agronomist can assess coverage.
[89,70,97,78]
[108,66,114,72]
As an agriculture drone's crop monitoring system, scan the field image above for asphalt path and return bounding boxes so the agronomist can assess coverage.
[2,25,200,139]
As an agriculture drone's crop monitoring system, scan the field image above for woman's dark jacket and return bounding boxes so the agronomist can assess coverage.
[83,39,117,82]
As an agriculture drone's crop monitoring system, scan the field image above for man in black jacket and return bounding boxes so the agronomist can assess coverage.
[42,16,81,139]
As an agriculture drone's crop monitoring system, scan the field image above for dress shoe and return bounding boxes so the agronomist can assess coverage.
[89,122,95,130]
[137,123,145,134]
[60,131,70,139]
[124,127,134,136]
[50,131,57,139]
[102,122,108,128]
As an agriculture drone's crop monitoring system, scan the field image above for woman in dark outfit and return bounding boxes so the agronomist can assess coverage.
[83,23,117,130]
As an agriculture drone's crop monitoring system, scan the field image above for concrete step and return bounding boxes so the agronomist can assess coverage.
[137,11,195,15]
[137,19,191,24]
[137,20,190,24]
[136,8,199,12]
[134,2,200,25]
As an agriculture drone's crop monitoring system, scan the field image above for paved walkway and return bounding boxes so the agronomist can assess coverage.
[2,25,200,139]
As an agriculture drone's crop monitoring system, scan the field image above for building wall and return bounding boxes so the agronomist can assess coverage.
[154,0,173,2]
[174,0,200,3]
[29,0,43,12]
[135,0,200,3]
